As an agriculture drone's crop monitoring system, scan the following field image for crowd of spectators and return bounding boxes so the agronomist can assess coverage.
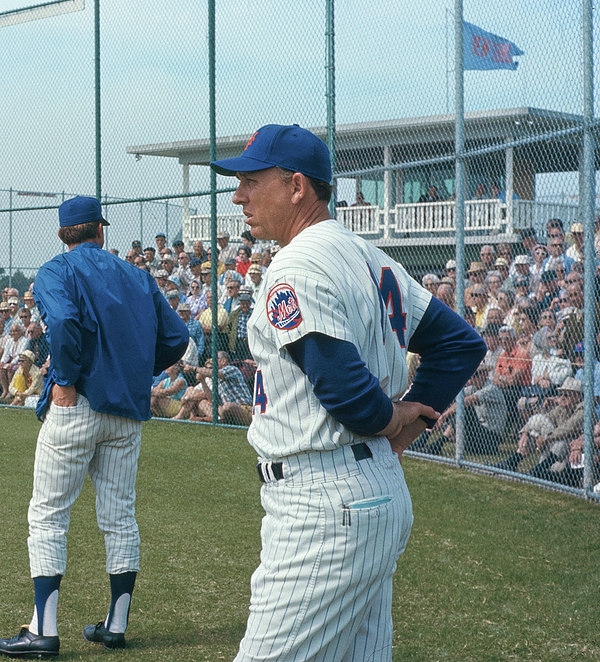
[2,217,600,490]
[410,217,600,491]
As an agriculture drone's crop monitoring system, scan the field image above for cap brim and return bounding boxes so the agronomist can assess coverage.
[101,219,110,226]
[210,155,276,177]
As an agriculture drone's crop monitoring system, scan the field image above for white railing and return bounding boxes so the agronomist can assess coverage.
[184,199,587,244]
[512,199,581,234]
[335,205,381,235]
[394,199,504,234]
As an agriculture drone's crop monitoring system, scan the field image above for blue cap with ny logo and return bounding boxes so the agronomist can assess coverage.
[210,124,332,184]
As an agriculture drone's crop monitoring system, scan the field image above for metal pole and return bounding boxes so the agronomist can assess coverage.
[581,0,596,496]
[326,0,336,216]
[9,188,13,288]
[139,201,143,248]
[94,0,101,201]
[454,0,466,463]
[209,0,218,425]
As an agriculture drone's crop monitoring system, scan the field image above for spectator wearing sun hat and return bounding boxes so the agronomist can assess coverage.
[8,350,43,406]
[566,222,585,263]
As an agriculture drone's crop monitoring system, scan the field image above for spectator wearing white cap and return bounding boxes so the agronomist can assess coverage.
[444,259,457,285]
[22,290,41,323]
[566,222,585,263]
[246,264,264,297]
[217,231,237,262]
[8,350,43,407]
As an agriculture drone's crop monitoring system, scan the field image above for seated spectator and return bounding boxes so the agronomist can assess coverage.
[444,259,457,285]
[493,377,585,480]
[468,284,489,331]
[177,302,205,358]
[150,362,187,418]
[246,264,264,297]
[547,258,567,290]
[154,269,169,296]
[557,281,585,362]
[558,420,600,488]
[516,304,540,356]
[513,275,534,307]
[485,270,503,303]
[529,244,548,294]
[223,279,242,314]
[236,246,252,278]
[481,323,503,374]
[16,307,32,332]
[496,288,515,326]
[165,277,185,305]
[494,258,511,289]
[536,269,560,310]
[125,249,137,264]
[465,261,486,308]
[423,364,506,456]
[166,290,181,311]
[186,351,252,425]
[198,263,224,301]
[421,274,440,296]
[198,290,229,362]
[218,258,244,289]
[8,350,43,406]
[174,251,193,293]
[131,240,143,255]
[0,323,28,400]
[228,291,254,361]
[217,231,237,262]
[491,325,532,415]
[25,322,50,368]
[192,239,209,264]
[206,247,226,277]
[435,281,455,309]
[185,279,207,318]
[172,239,185,256]
[22,290,40,323]
[133,255,148,270]
[518,328,572,413]
[144,246,161,274]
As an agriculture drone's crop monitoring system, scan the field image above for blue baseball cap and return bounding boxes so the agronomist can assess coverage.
[58,196,109,228]
[210,124,332,183]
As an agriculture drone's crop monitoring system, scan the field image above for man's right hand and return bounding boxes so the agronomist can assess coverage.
[51,384,77,407]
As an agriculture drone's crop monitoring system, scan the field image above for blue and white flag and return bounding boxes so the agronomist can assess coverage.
[463,20,524,71]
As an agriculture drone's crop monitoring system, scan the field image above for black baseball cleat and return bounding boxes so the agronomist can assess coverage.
[82,622,125,650]
[0,626,59,657]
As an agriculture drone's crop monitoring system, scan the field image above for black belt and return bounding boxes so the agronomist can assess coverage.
[256,442,373,483]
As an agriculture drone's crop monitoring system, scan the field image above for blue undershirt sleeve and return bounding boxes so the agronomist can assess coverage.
[404,296,487,427]
[287,334,394,437]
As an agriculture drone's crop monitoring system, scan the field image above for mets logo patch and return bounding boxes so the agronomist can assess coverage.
[266,283,302,330]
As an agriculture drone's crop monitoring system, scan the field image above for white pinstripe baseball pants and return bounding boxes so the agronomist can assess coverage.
[235,439,413,662]
[28,394,142,578]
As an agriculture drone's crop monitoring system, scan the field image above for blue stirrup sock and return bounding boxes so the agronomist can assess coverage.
[30,575,62,637]
[105,572,137,634]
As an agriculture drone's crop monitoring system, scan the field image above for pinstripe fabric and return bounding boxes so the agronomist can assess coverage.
[236,440,412,662]
[28,395,142,577]
[247,219,431,460]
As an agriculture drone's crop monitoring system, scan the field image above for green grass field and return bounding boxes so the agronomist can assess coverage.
[1,407,599,661]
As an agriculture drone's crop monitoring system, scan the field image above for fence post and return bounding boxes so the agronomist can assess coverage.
[94,0,101,202]
[209,0,219,425]
[581,0,596,496]
[454,0,466,463]
[326,0,336,215]
[9,188,13,288]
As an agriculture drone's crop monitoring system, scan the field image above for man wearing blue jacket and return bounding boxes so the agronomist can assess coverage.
[0,196,189,657]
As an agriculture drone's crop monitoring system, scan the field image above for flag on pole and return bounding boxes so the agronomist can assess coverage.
[463,20,524,71]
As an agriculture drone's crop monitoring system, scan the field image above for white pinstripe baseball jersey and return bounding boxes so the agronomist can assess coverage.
[247,219,432,459]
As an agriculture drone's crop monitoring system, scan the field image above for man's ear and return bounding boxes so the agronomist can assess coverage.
[290,172,309,205]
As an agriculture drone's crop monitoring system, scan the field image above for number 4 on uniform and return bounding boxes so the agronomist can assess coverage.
[369,265,407,347]
[253,370,268,413]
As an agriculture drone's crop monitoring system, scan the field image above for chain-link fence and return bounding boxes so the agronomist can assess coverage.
[1,0,599,499]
